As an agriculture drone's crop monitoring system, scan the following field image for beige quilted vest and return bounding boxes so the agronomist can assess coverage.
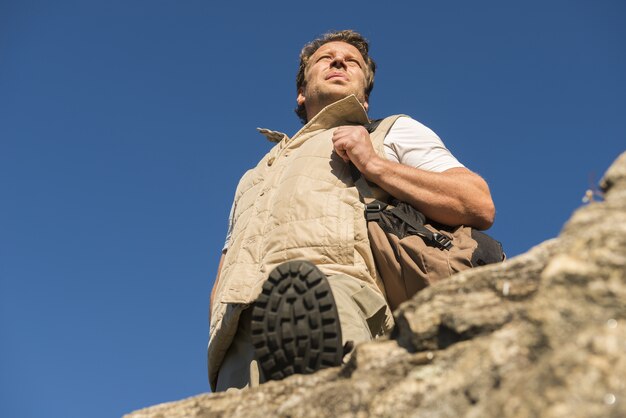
[208,95,400,388]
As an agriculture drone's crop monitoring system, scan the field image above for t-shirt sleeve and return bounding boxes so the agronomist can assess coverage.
[383,116,465,173]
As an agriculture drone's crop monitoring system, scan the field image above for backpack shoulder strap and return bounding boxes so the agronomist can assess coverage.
[364,115,407,156]
[351,115,407,202]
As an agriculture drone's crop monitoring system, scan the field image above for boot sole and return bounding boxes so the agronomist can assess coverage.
[251,260,343,382]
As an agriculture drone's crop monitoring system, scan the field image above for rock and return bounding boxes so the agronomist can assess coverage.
[125,152,626,418]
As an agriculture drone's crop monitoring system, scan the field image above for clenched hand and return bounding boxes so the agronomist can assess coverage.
[331,125,381,173]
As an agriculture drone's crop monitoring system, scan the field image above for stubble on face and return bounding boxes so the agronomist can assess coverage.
[298,42,369,119]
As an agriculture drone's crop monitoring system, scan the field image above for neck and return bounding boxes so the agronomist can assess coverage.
[304,98,333,122]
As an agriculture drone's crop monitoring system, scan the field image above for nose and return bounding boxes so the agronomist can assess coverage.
[330,55,347,69]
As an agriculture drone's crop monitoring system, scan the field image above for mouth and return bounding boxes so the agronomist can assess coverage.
[326,72,348,81]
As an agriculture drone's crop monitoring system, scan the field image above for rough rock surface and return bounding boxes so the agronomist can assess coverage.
[125,152,626,418]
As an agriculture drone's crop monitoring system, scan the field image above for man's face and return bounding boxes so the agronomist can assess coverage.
[297,41,369,112]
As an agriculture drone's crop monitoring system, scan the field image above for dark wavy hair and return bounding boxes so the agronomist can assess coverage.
[295,30,376,124]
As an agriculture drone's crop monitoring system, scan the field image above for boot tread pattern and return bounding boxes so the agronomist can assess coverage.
[251,260,342,381]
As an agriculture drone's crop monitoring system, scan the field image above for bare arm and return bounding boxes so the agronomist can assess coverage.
[210,251,226,315]
[332,125,495,230]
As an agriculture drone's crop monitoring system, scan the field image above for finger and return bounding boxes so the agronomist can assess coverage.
[332,129,350,143]
[335,148,349,162]
[333,140,351,163]
[333,125,359,139]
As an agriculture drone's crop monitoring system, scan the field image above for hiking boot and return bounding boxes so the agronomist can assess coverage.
[251,260,343,382]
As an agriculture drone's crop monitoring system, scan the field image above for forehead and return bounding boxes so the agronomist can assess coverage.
[311,41,364,60]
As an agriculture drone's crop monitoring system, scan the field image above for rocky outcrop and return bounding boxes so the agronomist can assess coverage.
[125,152,626,418]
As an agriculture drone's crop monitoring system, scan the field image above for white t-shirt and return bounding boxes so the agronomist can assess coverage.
[222,116,463,250]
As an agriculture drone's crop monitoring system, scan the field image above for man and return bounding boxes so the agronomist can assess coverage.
[209,30,495,391]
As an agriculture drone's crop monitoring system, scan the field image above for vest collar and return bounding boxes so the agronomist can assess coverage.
[257,95,370,143]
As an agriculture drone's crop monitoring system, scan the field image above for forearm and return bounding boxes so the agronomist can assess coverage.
[363,157,495,229]
[332,124,495,229]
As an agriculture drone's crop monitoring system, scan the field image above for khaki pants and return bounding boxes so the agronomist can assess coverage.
[214,274,392,392]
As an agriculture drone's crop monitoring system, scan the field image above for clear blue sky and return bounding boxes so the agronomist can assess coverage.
[1,1,624,417]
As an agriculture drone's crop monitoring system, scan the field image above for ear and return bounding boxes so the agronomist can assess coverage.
[297,88,305,106]
[363,98,369,112]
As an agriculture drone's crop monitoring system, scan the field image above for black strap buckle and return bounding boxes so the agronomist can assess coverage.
[432,233,453,250]
[365,202,383,222]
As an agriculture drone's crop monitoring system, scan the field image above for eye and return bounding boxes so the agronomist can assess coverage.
[317,55,332,62]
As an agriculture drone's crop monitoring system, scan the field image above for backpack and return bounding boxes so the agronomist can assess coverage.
[353,119,505,311]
